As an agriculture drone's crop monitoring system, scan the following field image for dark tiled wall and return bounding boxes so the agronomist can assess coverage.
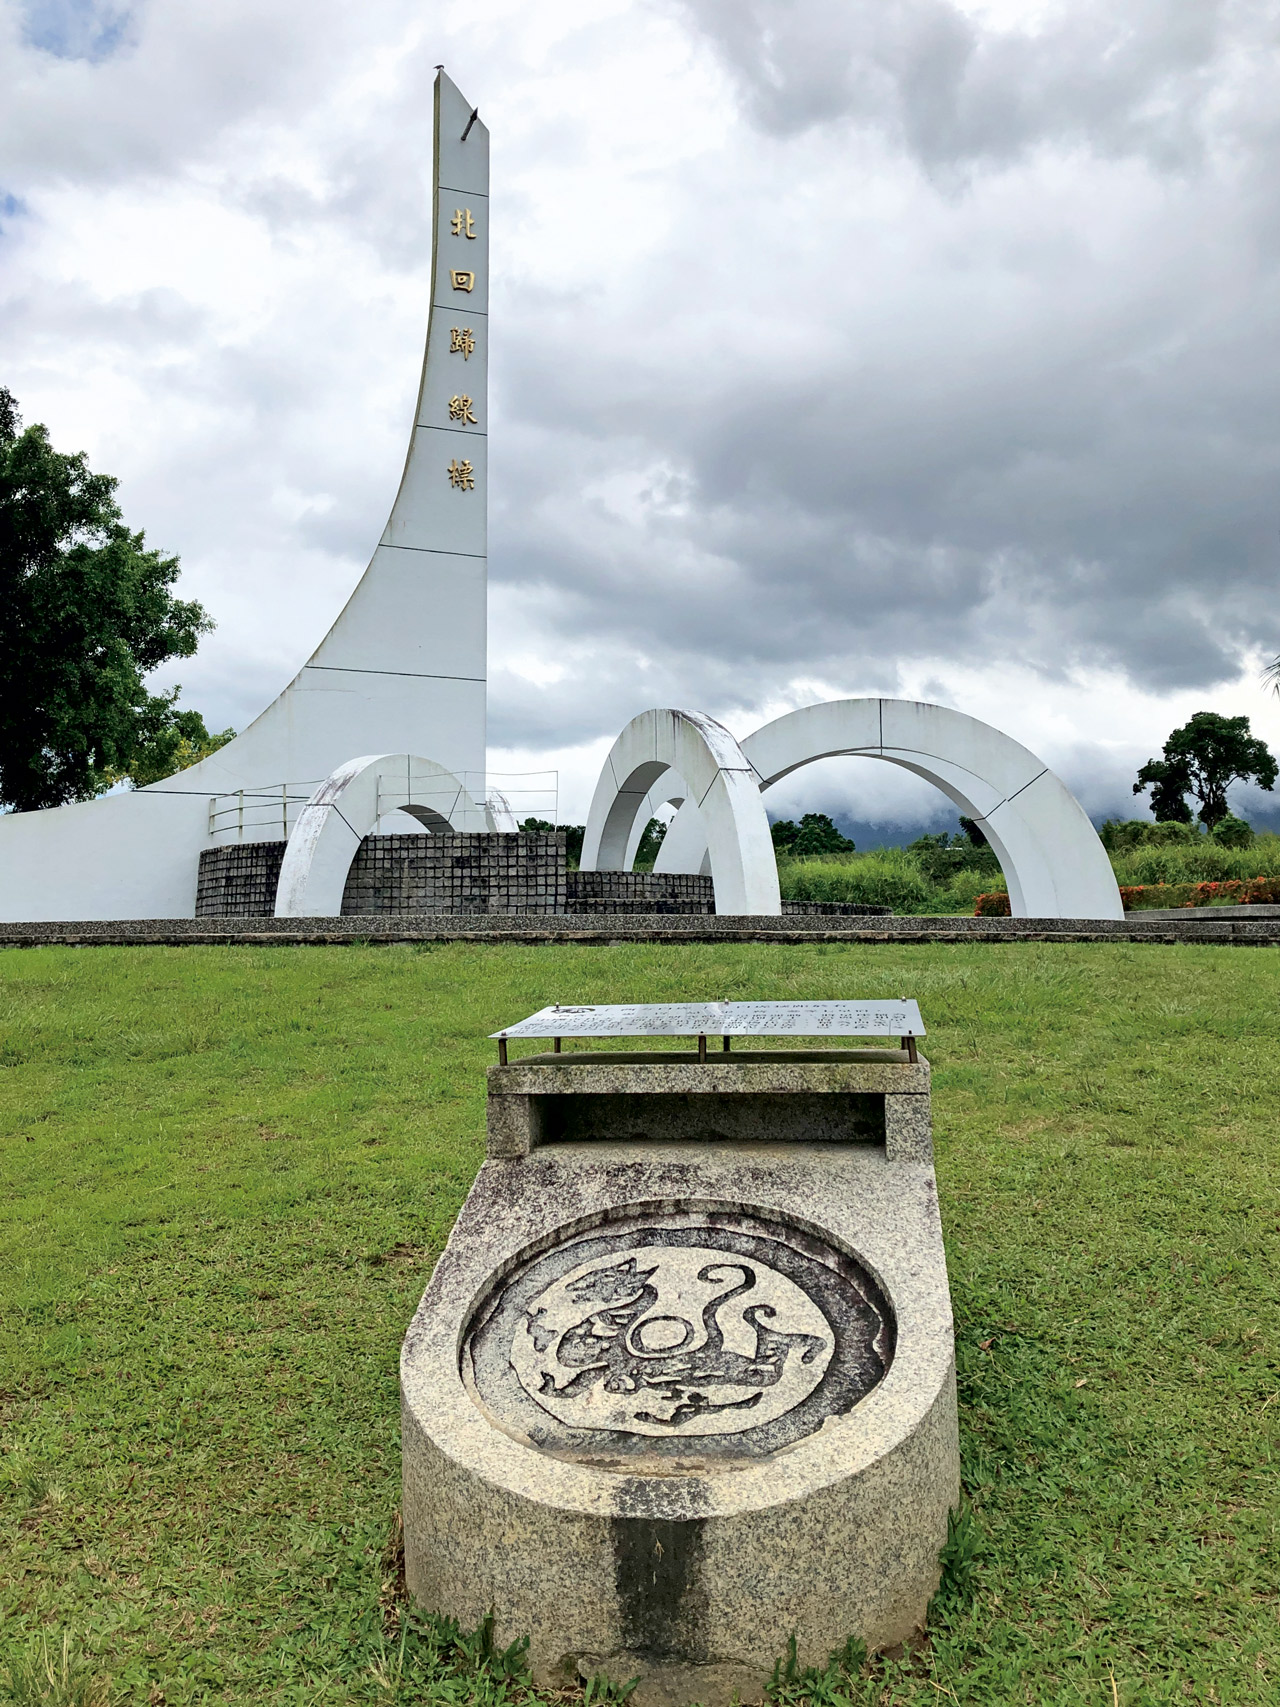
[564,869,714,914]
[341,832,568,915]
[197,833,576,917]
[195,841,287,917]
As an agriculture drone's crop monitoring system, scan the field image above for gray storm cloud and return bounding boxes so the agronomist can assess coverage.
[481,0,1280,749]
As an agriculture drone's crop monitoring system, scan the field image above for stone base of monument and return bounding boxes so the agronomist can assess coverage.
[401,1045,958,1707]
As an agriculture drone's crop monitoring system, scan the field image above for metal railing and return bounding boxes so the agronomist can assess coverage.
[207,783,319,842]
[207,768,561,842]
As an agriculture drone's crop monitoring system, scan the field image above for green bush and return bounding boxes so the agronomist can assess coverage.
[1099,818,1202,853]
[907,830,999,883]
[1210,814,1255,848]
[934,867,1005,913]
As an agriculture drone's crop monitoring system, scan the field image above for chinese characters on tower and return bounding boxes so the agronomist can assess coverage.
[446,206,480,487]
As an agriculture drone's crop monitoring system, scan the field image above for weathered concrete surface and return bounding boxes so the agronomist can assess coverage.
[485,1050,931,1161]
[402,1068,959,1705]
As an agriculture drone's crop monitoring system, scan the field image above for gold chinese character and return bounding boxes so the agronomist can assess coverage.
[450,327,476,359]
[450,269,475,292]
[447,458,475,490]
[450,207,476,239]
[448,395,479,425]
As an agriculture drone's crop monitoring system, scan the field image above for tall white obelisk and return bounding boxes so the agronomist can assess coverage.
[188,66,490,793]
[284,68,489,788]
[0,71,491,919]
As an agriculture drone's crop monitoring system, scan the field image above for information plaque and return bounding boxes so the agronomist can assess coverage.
[491,998,925,1040]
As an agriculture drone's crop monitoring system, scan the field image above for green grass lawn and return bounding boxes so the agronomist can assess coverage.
[1,943,1278,1707]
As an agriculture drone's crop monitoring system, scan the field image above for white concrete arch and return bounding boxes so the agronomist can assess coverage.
[654,699,1122,919]
[275,753,489,918]
[580,709,780,915]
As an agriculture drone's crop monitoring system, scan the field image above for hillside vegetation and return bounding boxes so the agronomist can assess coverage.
[778,825,1280,914]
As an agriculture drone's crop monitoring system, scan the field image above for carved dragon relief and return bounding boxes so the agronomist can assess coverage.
[512,1246,835,1437]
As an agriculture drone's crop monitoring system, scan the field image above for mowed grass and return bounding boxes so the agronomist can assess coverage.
[0,943,1278,1707]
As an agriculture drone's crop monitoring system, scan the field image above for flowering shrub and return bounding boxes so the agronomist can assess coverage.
[974,892,1012,916]
[1118,876,1280,911]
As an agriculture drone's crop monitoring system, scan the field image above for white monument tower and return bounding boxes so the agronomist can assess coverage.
[0,71,490,921]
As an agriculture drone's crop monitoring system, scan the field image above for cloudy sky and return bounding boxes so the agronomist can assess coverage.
[4,0,1280,834]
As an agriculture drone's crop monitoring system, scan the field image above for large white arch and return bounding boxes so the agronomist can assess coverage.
[275,753,489,918]
[580,709,780,915]
[650,699,1122,919]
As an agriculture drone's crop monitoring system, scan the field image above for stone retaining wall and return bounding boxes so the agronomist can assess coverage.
[198,834,570,918]
[196,835,718,918]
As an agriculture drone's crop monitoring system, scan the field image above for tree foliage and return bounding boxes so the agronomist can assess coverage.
[520,818,586,867]
[0,387,216,810]
[104,713,236,790]
[633,816,667,867]
[1133,711,1276,829]
[770,812,855,857]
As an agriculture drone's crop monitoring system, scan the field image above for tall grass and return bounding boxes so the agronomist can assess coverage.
[778,851,998,915]
[777,832,1280,914]
[779,850,934,912]
[1109,832,1280,888]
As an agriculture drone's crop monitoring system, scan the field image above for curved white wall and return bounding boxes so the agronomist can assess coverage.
[0,71,488,922]
[275,754,488,917]
[580,709,781,915]
[646,699,1122,920]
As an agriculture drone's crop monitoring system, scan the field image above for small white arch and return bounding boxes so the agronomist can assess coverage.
[580,709,780,915]
[654,699,1122,920]
[275,753,489,917]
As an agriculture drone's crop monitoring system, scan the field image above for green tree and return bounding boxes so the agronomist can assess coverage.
[633,816,667,868]
[0,388,215,810]
[1133,711,1277,829]
[770,813,854,857]
[519,818,585,866]
[105,712,235,790]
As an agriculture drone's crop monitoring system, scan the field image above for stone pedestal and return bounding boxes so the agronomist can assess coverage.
[401,1049,958,1707]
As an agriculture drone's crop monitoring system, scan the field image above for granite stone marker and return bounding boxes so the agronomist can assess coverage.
[400,1003,959,1707]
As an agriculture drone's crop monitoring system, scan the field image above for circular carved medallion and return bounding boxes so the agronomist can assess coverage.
[464,1210,893,1462]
